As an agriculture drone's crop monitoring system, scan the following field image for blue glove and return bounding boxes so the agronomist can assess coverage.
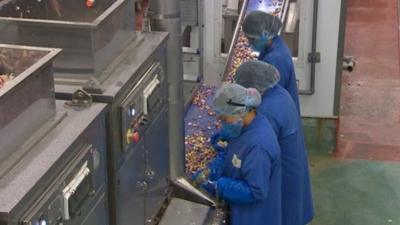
[200,180,217,196]
[215,177,255,205]
[191,170,201,180]
[191,168,210,186]
[207,151,226,181]
[211,133,227,153]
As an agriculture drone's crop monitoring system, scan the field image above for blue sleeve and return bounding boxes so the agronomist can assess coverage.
[216,145,272,205]
[208,151,226,181]
[216,177,254,205]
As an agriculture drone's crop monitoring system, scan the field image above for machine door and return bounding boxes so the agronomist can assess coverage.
[116,140,146,225]
[143,107,169,224]
[79,192,108,225]
[19,144,107,225]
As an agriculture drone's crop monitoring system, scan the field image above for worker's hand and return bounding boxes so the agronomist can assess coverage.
[200,180,217,196]
[214,177,255,205]
[211,133,228,153]
[191,168,211,186]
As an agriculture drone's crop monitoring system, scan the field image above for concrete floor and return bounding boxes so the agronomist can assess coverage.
[309,154,400,225]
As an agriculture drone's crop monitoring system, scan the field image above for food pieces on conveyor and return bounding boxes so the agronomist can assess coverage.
[185,85,222,175]
[185,33,255,175]
[225,32,257,83]
[192,86,217,116]
[185,132,216,175]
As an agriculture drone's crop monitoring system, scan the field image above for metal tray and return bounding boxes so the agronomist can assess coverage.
[0,44,60,166]
[0,0,136,83]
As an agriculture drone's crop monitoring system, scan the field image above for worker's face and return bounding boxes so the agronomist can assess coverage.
[248,34,269,52]
[218,114,244,139]
[218,114,241,124]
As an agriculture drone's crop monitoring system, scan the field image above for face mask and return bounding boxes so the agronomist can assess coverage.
[220,119,244,139]
[250,34,269,52]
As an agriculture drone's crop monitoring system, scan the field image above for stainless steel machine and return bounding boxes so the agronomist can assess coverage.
[110,49,170,225]
[149,178,227,225]
[54,32,170,225]
[0,0,136,83]
[0,1,171,224]
[0,44,109,225]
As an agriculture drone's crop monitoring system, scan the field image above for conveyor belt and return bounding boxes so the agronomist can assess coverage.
[184,0,288,174]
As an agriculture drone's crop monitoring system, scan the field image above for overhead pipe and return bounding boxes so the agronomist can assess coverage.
[149,0,185,177]
[299,0,319,95]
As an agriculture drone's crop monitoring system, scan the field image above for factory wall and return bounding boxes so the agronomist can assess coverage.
[299,0,342,117]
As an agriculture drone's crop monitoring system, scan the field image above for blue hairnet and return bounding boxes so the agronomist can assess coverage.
[243,10,283,40]
[235,60,281,94]
[212,83,261,116]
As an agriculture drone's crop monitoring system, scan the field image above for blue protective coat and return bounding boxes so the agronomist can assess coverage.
[207,114,282,225]
[298,127,314,224]
[258,36,300,112]
[258,85,314,225]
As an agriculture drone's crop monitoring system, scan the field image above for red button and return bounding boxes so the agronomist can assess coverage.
[133,131,140,143]
[126,129,139,144]
[86,0,94,8]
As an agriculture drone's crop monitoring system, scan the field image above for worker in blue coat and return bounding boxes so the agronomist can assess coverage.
[243,10,300,112]
[235,60,314,225]
[192,83,282,225]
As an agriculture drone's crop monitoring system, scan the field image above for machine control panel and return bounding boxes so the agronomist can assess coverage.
[120,62,165,152]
